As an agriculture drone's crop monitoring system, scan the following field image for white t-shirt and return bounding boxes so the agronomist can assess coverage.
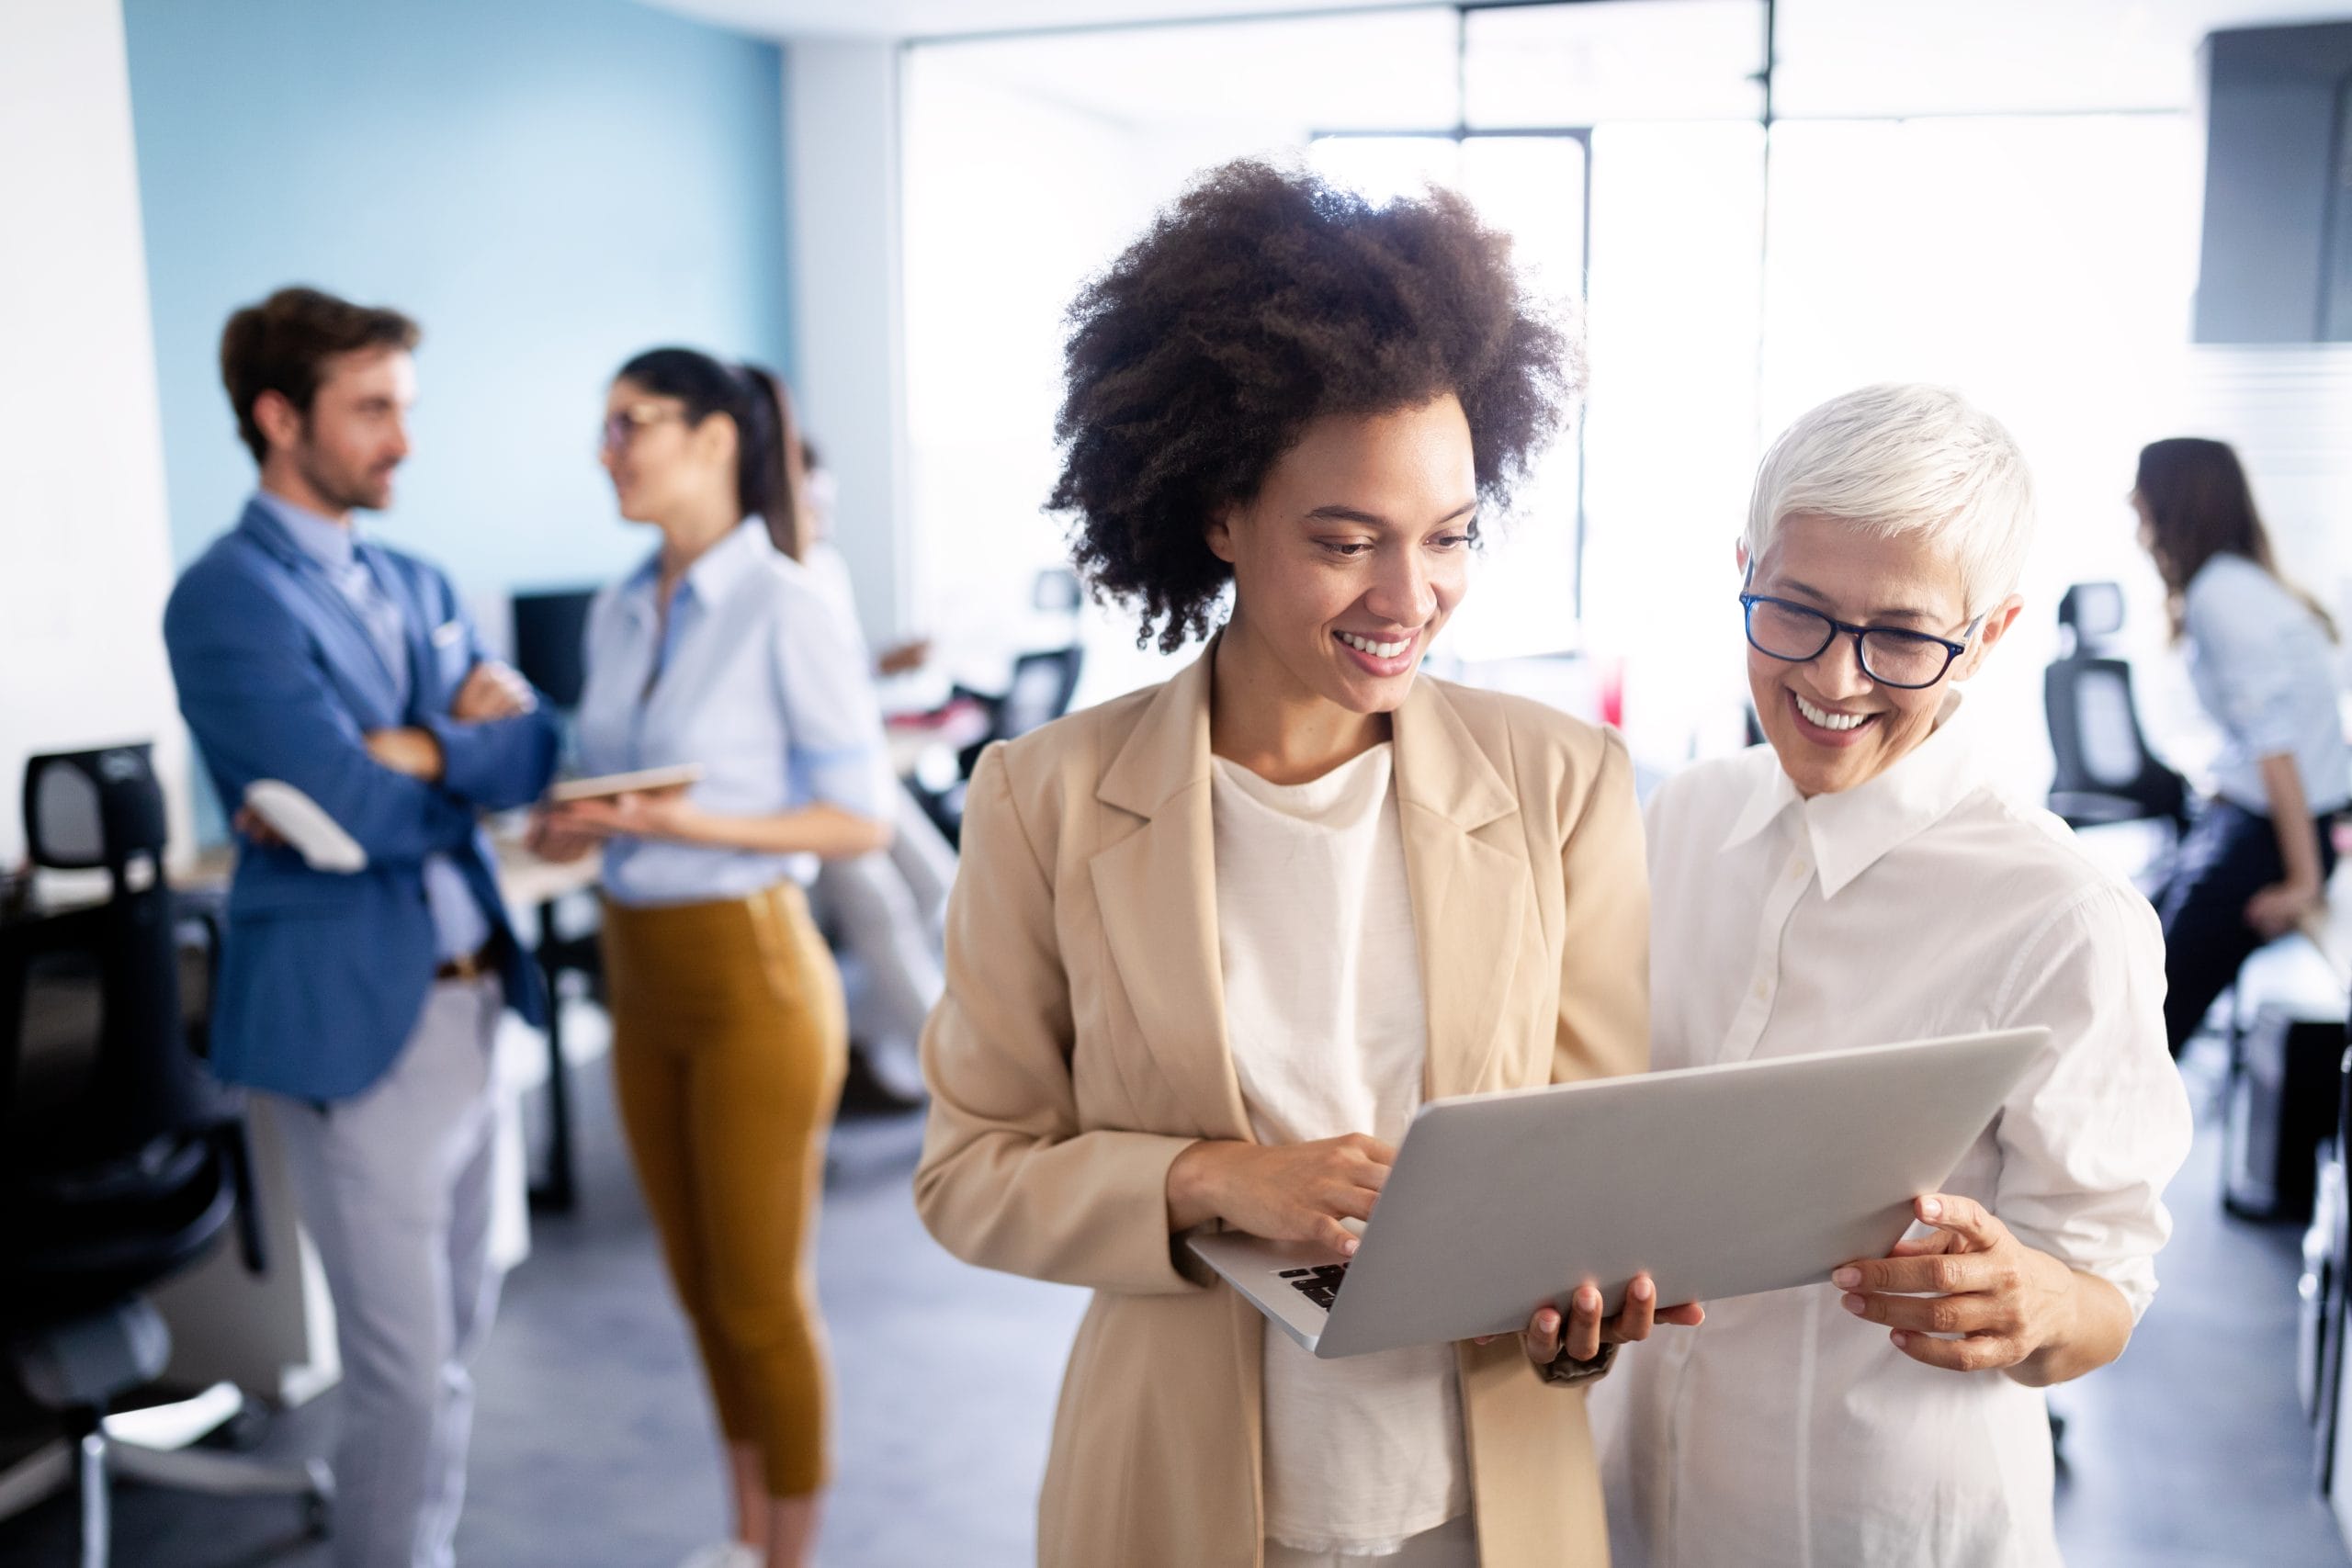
[1210,743,1470,1556]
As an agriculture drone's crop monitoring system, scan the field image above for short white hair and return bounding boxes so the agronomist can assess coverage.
[1744,383,2035,617]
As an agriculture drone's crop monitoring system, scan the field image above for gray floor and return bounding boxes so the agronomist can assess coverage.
[2048,1040,2347,1568]
[3,1043,2346,1567]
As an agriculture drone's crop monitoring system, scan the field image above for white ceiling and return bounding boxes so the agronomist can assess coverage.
[642,0,2352,61]
[638,0,1408,41]
[660,2,2352,129]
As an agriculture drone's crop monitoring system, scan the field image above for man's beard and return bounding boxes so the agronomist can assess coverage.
[296,442,394,513]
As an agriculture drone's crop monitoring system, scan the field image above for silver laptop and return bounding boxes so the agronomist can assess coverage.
[1186,1028,2047,1359]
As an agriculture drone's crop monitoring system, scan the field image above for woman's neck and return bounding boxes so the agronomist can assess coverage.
[1209,612,1390,786]
[654,499,742,587]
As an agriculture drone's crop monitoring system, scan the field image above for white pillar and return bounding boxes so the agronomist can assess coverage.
[786,39,911,645]
[0,0,189,867]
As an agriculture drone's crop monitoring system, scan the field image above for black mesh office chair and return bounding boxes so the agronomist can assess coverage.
[2044,581,2190,834]
[910,644,1091,846]
[955,646,1087,779]
[1,744,331,1564]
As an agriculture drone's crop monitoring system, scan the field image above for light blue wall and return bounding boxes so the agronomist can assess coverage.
[123,0,792,594]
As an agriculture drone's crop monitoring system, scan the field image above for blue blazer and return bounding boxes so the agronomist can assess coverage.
[164,500,560,1100]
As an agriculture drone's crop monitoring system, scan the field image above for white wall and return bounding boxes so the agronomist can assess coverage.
[0,0,189,870]
[786,39,911,647]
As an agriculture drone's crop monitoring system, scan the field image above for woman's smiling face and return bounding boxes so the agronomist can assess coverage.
[1207,394,1478,718]
[1744,513,2021,797]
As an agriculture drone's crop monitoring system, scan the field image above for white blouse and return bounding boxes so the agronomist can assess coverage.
[2182,552,2351,814]
[574,520,889,906]
[1591,696,2193,1568]
[1210,744,1470,1556]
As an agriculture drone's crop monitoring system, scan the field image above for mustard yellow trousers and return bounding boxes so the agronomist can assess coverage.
[600,882,847,1496]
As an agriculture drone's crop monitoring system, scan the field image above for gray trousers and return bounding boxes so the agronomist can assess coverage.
[266,976,503,1568]
[813,785,956,1050]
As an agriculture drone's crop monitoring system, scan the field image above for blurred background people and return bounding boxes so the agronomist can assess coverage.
[531,348,890,1568]
[163,286,560,1568]
[790,439,956,1104]
[2135,437,2350,1057]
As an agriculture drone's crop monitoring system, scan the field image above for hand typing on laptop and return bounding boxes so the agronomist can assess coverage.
[1165,1133,1394,1256]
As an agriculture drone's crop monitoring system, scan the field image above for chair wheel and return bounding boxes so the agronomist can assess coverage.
[221,1398,271,1450]
[302,1458,335,1538]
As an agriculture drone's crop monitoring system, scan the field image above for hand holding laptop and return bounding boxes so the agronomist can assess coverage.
[1187,1031,2048,1360]
[1170,1130,1701,1368]
[1481,1275,1707,1369]
[1830,1190,2086,1378]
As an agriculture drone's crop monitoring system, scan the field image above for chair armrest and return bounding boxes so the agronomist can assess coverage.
[219,1119,269,1276]
[174,892,224,1058]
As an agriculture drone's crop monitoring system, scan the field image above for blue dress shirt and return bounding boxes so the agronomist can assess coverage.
[253,491,493,960]
[573,519,890,906]
[2183,552,2350,815]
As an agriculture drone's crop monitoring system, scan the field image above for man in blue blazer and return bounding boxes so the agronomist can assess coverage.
[164,287,559,1568]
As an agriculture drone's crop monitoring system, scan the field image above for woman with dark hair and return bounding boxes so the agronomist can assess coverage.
[531,347,890,1568]
[914,160,1690,1568]
[2134,436,2348,1056]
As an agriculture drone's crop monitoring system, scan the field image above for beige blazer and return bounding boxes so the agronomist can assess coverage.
[916,643,1648,1568]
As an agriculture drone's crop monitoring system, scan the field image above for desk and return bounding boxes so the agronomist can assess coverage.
[501,842,602,1213]
[884,698,990,780]
[2301,856,2352,989]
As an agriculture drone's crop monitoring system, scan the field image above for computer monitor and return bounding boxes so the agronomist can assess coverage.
[510,588,598,711]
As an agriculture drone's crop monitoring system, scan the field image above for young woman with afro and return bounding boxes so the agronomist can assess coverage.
[915,158,1686,1568]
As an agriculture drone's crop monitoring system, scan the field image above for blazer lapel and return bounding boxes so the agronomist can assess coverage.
[236,502,406,727]
[1393,680,1528,1100]
[1088,645,1254,1143]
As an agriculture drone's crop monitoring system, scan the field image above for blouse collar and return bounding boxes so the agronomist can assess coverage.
[1720,689,1985,899]
[617,517,770,621]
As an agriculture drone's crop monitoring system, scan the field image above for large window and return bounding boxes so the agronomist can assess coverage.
[900,4,2203,778]
[899,10,1457,704]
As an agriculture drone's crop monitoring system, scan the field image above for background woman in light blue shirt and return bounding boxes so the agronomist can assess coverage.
[533,347,888,1568]
[2134,436,2348,1055]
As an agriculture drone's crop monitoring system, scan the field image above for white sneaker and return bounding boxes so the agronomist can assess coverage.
[673,1543,762,1568]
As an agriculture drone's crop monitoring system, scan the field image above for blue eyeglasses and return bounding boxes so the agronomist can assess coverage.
[1738,592,1983,691]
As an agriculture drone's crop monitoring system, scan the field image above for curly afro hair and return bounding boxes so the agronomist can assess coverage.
[1049,157,1582,653]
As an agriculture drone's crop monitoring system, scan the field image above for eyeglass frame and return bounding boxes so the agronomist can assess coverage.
[1736,590,1985,691]
[599,401,686,455]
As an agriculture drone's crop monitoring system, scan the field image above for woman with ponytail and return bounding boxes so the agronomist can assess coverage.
[532,347,890,1568]
[2133,436,2348,1055]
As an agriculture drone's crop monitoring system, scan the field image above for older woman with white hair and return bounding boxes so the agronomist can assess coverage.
[1592,384,2193,1566]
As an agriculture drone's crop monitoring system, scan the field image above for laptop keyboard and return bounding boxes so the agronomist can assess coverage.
[1278,1263,1351,1312]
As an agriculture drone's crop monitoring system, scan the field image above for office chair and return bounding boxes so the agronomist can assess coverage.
[955,646,1086,777]
[1031,566,1083,615]
[2043,581,2190,835]
[904,645,1090,846]
[933,644,1088,827]
[1,744,331,1564]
